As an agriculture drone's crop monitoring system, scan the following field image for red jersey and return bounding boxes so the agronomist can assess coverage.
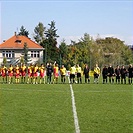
[14,66,20,78]
[21,65,26,76]
[39,66,45,78]
[28,66,33,77]
[1,66,7,77]
[33,66,38,77]
[8,66,14,77]
[53,66,59,77]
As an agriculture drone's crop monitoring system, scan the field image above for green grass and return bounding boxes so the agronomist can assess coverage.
[0,84,74,133]
[0,77,133,133]
[73,84,133,133]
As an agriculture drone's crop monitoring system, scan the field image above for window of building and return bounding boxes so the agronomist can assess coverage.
[15,40,21,44]
[31,51,40,58]
[2,51,14,58]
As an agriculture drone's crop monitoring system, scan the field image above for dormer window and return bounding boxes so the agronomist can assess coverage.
[15,40,21,44]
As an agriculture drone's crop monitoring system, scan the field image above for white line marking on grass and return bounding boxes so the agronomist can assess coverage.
[0,88,131,93]
[68,77,80,133]
[0,88,69,93]
[73,90,132,93]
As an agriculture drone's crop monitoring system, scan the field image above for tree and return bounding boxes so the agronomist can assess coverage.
[33,22,46,44]
[23,42,31,64]
[121,45,133,65]
[68,33,100,68]
[3,57,7,65]
[18,26,29,37]
[96,37,133,66]
[44,20,59,63]
[20,56,24,64]
[45,21,59,39]
[59,39,68,66]
[58,33,133,69]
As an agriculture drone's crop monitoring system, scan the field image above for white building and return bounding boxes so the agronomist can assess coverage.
[0,33,44,65]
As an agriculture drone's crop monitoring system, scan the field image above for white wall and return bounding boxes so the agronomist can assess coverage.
[0,52,3,65]
[0,49,44,65]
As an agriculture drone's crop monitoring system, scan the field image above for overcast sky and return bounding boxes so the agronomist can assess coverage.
[0,0,132,45]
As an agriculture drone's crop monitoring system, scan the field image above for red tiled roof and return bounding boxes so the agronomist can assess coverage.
[0,35,44,50]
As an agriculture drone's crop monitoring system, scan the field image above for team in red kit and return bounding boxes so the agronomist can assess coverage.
[0,61,62,84]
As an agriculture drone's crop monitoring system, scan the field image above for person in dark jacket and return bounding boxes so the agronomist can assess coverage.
[108,64,115,83]
[115,65,121,84]
[128,64,133,84]
[102,65,108,84]
[83,64,90,83]
[46,63,53,84]
[120,65,127,84]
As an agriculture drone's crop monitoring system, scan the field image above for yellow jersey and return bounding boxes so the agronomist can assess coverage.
[8,67,14,74]
[60,67,66,75]
[33,66,38,73]
[94,67,100,74]
[70,66,76,74]
[15,66,20,74]
[28,66,33,74]
[1,66,7,73]
[40,66,45,74]
[76,66,82,73]
[21,66,26,72]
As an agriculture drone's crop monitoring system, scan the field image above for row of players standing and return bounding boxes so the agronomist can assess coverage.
[71,63,133,84]
[102,64,133,84]
[0,63,46,84]
[0,62,66,84]
[0,62,93,84]
[69,63,100,84]
[0,62,132,84]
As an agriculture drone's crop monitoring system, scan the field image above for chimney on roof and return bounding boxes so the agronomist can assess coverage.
[14,32,17,36]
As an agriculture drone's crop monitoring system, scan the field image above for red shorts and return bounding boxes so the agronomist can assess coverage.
[9,73,13,77]
[28,73,33,77]
[2,73,6,77]
[15,73,20,78]
[40,73,45,78]
[21,72,26,77]
[54,73,58,78]
[33,73,38,77]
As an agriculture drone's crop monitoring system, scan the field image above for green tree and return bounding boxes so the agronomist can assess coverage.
[18,26,29,37]
[59,39,68,65]
[44,20,59,63]
[70,33,99,68]
[3,57,7,65]
[33,22,46,44]
[20,56,24,64]
[96,37,133,66]
[23,42,31,64]
[121,45,133,65]
[65,34,133,68]
[78,33,92,64]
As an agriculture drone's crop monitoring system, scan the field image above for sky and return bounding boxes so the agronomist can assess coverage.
[0,0,133,45]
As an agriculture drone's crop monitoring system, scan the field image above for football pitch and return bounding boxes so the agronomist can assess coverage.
[0,78,133,133]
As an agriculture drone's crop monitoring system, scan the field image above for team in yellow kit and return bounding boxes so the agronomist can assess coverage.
[60,65,67,84]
